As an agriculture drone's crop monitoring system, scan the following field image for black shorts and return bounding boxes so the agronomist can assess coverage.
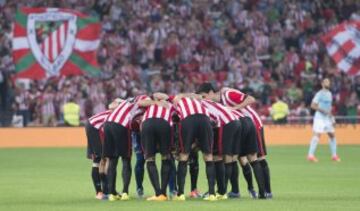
[141,118,172,159]
[219,120,241,156]
[103,122,131,158]
[256,127,267,157]
[85,121,102,159]
[179,114,213,154]
[238,117,258,157]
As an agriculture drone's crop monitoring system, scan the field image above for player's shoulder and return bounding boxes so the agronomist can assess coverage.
[316,89,331,97]
[314,89,323,96]
[221,87,244,96]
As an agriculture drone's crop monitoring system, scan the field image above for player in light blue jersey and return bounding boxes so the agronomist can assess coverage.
[307,78,341,162]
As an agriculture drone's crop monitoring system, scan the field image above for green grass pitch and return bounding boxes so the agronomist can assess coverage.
[0,145,359,211]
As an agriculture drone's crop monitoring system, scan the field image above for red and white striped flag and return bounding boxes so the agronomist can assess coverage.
[322,21,360,75]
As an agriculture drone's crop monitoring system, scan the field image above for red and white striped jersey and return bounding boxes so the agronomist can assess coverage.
[171,97,210,121]
[231,109,245,119]
[220,88,263,129]
[88,110,112,130]
[253,34,269,52]
[142,100,177,125]
[133,95,149,103]
[201,99,237,126]
[106,95,148,128]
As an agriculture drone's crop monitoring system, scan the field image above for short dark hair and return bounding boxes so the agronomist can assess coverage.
[196,82,216,94]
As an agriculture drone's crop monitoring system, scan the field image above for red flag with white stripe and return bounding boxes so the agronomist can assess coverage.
[322,21,360,75]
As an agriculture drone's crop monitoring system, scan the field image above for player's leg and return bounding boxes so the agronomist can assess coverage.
[168,155,177,196]
[198,115,216,201]
[237,118,256,198]
[239,157,256,198]
[175,119,192,200]
[120,155,132,200]
[257,127,272,198]
[107,156,119,198]
[103,122,120,201]
[168,125,178,197]
[85,122,102,198]
[132,131,145,197]
[92,157,103,198]
[159,121,172,199]
[227,121,241,198]
[243,117,265,199]
[215,127,227,198]
[258,157,272,198]
[246,154,266,199]
[160,155,172,197]
[328,132,340,161]
[176,151,189,200]
[308,132,321,162]
[146,156,161,196]
[222,121,241,197]
[142,119,161,198]
[119,128,132,200]
[214,155,226,197]
[189,149,201,198]
[99,158,108,197]
[203,152,216,201]
[228,155,240,198]
[308,118,323,162]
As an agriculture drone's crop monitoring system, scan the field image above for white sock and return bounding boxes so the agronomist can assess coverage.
[329,137,337,157]
[308,136,319,156]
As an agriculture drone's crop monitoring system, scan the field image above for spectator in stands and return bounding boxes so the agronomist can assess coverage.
[63,97,80,127]
[41,85,57,127]
[286,82,303,104]
[14,86,30,127]
[270,96,290,124]
[0,0,358,126]
[347,91,359,123]
[294,102,311,124]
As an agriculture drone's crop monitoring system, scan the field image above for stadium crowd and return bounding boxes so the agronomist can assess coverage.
[0,0,359,126]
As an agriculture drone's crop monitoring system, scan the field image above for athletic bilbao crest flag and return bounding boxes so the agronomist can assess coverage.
[13,8,101,79]
[322,21,360,75]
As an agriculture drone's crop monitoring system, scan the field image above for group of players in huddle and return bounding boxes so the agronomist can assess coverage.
[85,82,272,201]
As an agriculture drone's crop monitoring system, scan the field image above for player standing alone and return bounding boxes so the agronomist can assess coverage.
[307,78,341,162]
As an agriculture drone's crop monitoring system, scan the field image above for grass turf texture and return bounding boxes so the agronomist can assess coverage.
[0,146,359,211]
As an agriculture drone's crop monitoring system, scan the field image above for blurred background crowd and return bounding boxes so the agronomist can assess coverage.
[0,0,359,127]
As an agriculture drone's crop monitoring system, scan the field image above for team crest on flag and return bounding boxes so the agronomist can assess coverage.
[13,8,101,79]
[27,10,77,76]
[322,21,360,75]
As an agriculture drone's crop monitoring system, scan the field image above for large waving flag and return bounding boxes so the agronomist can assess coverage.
[13,8,101,79]
[322,21,360,75]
